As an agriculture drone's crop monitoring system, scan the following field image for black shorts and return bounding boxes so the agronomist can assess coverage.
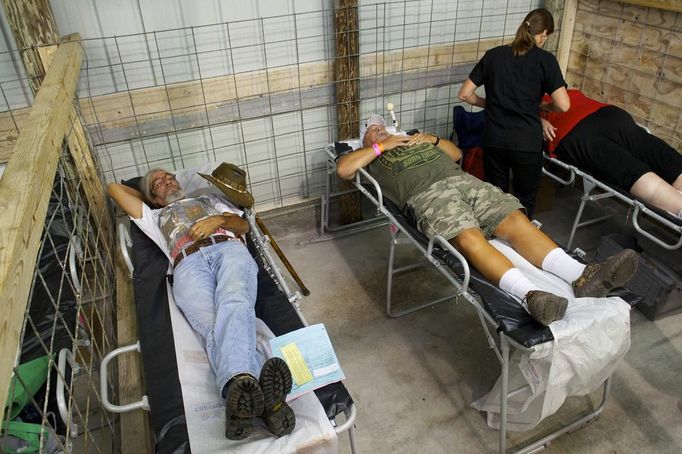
[555,106,682,189]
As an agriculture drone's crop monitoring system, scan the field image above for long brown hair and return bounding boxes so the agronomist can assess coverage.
[510,8,554,57]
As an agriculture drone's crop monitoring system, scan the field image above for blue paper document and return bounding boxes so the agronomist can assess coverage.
[269,324,345,400]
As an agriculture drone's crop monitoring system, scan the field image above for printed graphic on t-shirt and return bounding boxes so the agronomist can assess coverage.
[376,143,441,175]
[159,195,228,259]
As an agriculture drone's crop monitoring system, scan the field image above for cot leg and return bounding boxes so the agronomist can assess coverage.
[320,160,332,236]
[348,424,359,454]
[386,229,397,315]
[567,196,588,251]
[500,334,510,454]
[512,378,612,454]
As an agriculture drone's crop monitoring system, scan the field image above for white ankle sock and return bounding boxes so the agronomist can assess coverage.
[541,248,586,283]
[499,268,537,308]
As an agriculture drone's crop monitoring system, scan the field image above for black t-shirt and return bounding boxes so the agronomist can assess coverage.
[469,45,565,152]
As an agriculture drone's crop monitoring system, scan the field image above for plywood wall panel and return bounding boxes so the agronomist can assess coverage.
[579,0,600,14]
[569,0,682,152]
[621,3,649,21]
[667,31,682,57]
[644,8,678,27]
[619,21,646,46]
[649,100,681,130]
[663,54,682,84]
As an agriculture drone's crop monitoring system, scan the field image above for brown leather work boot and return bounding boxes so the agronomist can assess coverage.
[572,249,638,298]
[524,290,568,326]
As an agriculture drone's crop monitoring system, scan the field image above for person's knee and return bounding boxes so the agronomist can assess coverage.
[494,210,529,238]
[452,228,487,252]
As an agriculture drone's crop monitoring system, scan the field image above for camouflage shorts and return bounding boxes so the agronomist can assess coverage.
[406,173,523,240]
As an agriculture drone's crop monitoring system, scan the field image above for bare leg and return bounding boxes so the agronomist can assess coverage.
[630,172,682,214]
[673,174,682,191]
[493,210,558,267]
[449,228,513,284]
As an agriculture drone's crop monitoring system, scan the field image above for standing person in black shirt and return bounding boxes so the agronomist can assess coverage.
[458,8,570,218]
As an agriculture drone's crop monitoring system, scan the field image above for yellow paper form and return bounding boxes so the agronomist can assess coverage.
[280,342,313,386]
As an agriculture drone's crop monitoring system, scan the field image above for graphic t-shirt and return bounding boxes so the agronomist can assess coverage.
[367,143,463,207]
[132,193,241,262]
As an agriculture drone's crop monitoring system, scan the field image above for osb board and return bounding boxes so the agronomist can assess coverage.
[568,0,682,152]
[619,0,682,13]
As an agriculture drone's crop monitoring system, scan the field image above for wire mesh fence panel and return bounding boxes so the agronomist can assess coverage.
[69,0,540,210]
[1,143,117,453]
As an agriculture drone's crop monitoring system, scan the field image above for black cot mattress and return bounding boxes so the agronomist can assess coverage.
[129,221,353,453]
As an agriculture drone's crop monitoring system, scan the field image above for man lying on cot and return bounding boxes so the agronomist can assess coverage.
[107,163,295,441]
[541,89,682,220]
[336,114,639,326]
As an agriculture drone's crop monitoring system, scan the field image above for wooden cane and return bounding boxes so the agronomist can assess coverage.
[255,216,311,296]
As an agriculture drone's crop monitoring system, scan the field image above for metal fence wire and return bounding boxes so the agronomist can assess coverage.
[72,0,541,210]
[1,112,117,453]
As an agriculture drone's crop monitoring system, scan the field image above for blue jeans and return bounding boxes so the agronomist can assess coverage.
[172,240,261,394]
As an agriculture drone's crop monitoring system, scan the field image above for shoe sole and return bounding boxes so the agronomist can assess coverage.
[577,250,638,298]
[225,376,264,440]
[531,294,568,326]
[260,357,296,437]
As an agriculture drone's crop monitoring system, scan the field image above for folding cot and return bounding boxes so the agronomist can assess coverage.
[101,171,358,453]
[542,156,682,251]
[322,140,640,453]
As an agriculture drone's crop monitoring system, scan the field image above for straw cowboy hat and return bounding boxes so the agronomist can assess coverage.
[198,162,254,208]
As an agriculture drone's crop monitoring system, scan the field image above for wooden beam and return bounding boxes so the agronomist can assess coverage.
[557,0,578,75]
[618,0,682,13]
[37,37,116,311]
[334,0,361,224]
[116,247,153,452]
[0,107,29,163]
[0,35,83,425]
[0,0,59,93]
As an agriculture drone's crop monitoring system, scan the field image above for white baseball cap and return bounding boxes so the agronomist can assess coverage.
[359,114,386,146]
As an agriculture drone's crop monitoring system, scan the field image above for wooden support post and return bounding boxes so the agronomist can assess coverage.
[334,0,362,224]
[0,0,59,93]
[0,36,83,424]
[116,246,154,453]
[34,40,115,266]
[556,0,578,76]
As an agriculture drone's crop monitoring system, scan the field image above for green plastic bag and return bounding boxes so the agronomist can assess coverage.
[4,356,50,420]
[0,420,43,454]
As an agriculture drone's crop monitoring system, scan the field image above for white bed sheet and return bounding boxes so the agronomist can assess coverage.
[166,281,339,453]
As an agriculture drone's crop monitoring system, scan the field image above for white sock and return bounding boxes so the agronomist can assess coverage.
[499,268,537,308]
[541,247,586,284]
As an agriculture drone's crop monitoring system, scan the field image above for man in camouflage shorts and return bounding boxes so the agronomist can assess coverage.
[336,114,638,326]
[406,173,522,241]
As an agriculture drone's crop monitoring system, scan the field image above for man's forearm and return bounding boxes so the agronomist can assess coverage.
[219,214,249,236]
[336,147,377,180]
[107,182,144,219]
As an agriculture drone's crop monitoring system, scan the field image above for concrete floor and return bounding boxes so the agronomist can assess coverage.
[261,180,682,454]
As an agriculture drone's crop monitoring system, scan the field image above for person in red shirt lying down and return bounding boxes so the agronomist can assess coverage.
[541,89,682,219]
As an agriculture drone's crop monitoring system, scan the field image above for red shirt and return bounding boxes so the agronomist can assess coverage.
[541,90,608,154]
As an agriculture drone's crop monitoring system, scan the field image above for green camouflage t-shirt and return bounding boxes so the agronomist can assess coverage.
[367,142,463,207]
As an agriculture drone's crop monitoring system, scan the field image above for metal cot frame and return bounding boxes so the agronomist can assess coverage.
[321,144,615,453]
[542,154,682,251]
[103,206,359,454]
